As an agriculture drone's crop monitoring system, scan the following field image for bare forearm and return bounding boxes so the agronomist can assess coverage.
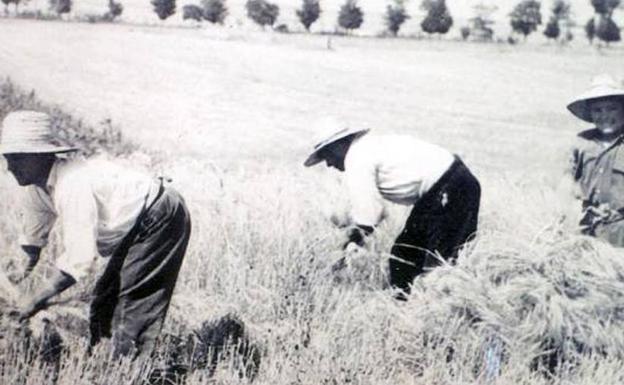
[20,268,76,320]
[34,268,75,301]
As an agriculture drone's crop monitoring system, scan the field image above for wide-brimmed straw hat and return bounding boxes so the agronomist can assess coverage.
[0,110,77,154]
[303,117,369,167]
[567,74,624,123]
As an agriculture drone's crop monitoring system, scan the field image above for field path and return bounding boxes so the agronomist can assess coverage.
[0,19,621,172]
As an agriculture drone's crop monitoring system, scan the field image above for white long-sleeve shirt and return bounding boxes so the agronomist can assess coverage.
[19,156,160,281]
[344,133,454,227]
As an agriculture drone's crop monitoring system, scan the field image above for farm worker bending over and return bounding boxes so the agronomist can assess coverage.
[566,75,624,245]
[1,110,191,358]
[303,119,481,299]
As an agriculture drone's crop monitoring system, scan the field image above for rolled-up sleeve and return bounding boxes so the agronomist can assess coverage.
[18,186,55,248]
[54,178,99,282]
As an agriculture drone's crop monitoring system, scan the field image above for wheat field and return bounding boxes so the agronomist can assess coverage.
[0,18,624,384]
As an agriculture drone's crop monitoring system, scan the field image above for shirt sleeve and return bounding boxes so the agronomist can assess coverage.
[344,152,385,227]
[54,177,99,282]
[18,186,56,248]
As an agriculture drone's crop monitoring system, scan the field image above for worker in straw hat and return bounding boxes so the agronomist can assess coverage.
[566,74,624,245]
[1,110,191,358]
[303,118,481,300]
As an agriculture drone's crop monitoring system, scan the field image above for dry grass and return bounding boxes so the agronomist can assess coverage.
[1,81,624,384]
[1,24,624,383]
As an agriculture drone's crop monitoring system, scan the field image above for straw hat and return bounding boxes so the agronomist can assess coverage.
[0,110,77,154]
[567,74,624,123]
[303,117,369,167]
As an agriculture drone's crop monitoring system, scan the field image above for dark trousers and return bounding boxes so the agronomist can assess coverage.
[389,157,480,294]
[89,186,192,357]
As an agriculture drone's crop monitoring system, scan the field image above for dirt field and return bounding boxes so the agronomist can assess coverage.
[0,19,621,171]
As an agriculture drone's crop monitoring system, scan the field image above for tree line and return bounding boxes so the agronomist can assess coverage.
[172,0,623,45]
[2,0,621,45]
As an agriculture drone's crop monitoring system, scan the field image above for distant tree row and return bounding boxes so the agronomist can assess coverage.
[458,0,620,46]
[176,0,621,46]
[505,0,620,45]
[171,0,450,37]
[2,0,122,20]
[3,0,621,46]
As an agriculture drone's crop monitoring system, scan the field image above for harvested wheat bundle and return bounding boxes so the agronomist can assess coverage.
[398,229,624,376]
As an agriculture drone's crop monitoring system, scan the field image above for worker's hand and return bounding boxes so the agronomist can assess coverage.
[7,260,36,285]
[343,242,366,269]
[7,246,41,284]
[331,242,364,273]
[585,203,613,221]
[344,241,361,254]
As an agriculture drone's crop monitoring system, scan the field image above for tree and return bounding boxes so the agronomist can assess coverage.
[385,0,410,36]
[509,0,542,40]
[182,4,203,21]
[543,17,560,39]
[202,0,227,23]
[552,0,570,19]
[49,0,71,15]
[338,0,364,32]
[460,25,470,39]
[595,15,621,44]
[105,0,123,20]
[585,17,596,43]
[543,0,571,41]
[553,0,574,43]
[246,0,279,28]
[2,0,25,13]
[151,0,175,20]
[591,0,620,16]
[296,0,320,31]
[467,2,497,41]
[588,0,621,47]
[420,0,453,35]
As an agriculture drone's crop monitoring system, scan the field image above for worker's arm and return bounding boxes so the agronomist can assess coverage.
[343,152,384,248]
[18,267,76,321]
[331,224,376,272]
[14,185,56,283]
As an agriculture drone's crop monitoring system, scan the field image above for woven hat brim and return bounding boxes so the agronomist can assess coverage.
[567,88,624,123]
[303,151,324,167]
[0,144,77,155]
[303,128,369,167]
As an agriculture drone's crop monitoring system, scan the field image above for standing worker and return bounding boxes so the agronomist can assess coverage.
[566,75,624,245]
[303,119,481,299]
[2,110,191,358]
